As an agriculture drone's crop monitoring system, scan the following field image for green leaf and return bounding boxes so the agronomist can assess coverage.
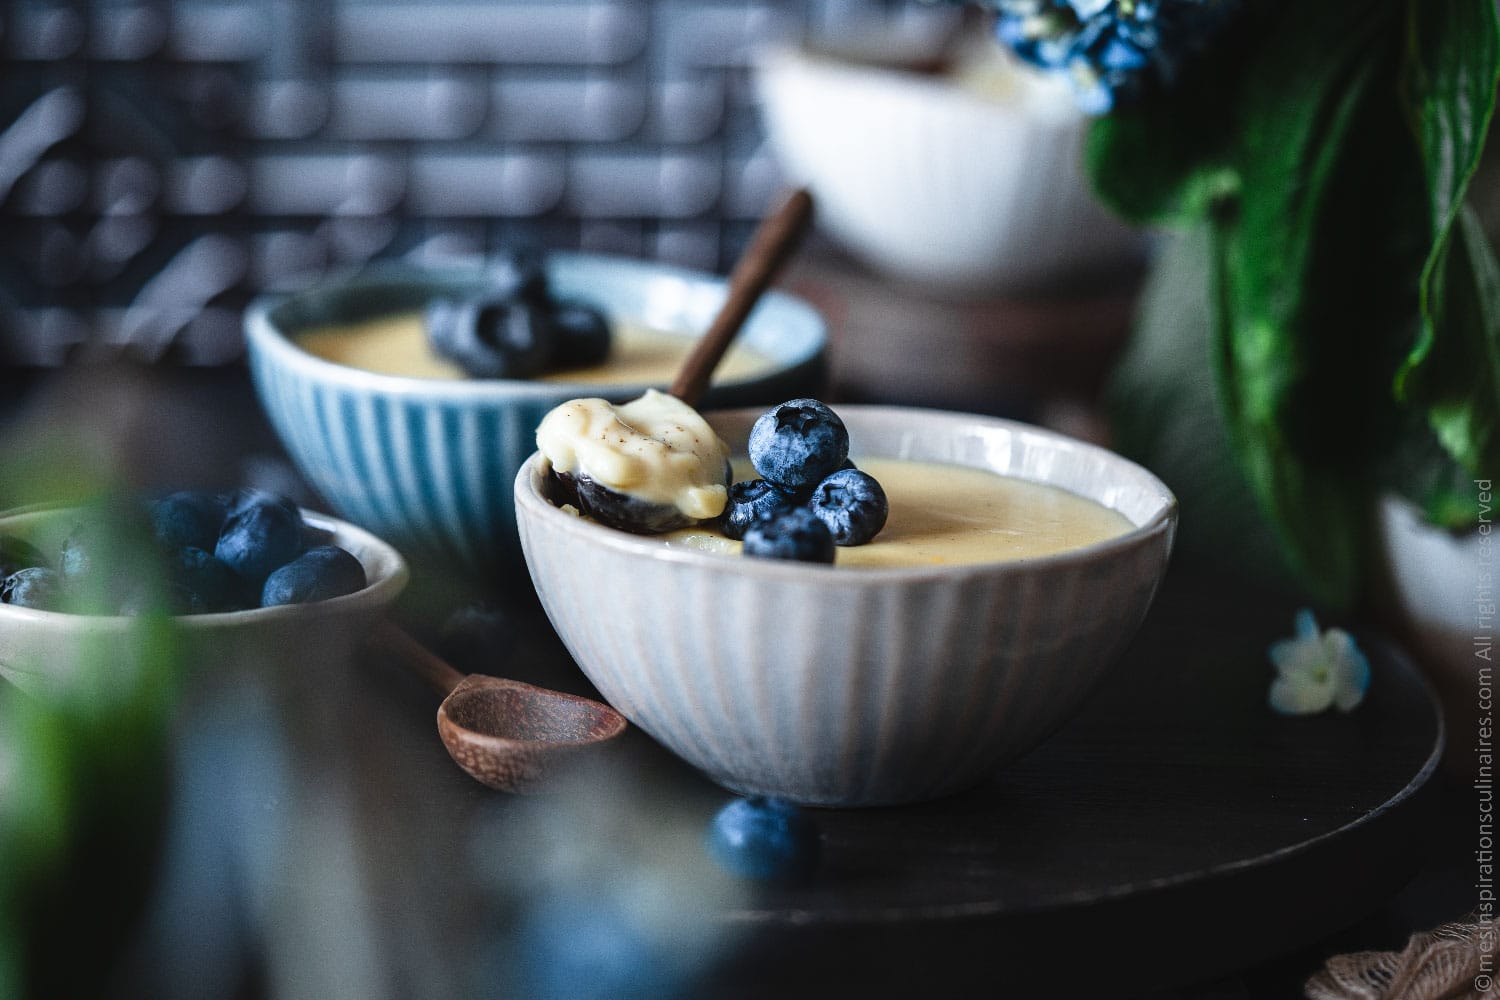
[1092,0,1500,604]
[1107,225,1302,594]
[1395,0,1500,477]
[1085,79,1240,225]
[1204,0,1412,608]
[0,607,180,996]
[1084,11,1257,225]
[1420,206,1500,473]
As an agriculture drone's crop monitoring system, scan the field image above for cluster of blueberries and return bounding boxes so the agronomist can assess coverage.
[424,253,611,379]
[981,0,1243,114]
[0,490,366,616]
[723,399,889,564]
[706,796,821,883]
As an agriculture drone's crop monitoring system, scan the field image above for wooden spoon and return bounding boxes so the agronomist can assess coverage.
[374,620,627,793]
[551,187,816,532]
[669,186,814,408]
[379,193,814,790]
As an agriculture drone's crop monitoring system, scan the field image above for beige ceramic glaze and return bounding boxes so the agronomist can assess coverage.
[516,405,1177,807]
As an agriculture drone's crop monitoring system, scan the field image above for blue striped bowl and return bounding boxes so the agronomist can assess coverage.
[517,406,1177,807]
[245,254,827,574]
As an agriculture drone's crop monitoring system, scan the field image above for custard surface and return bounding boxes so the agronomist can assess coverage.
[661,457,1134,567]
[296,311,777,384]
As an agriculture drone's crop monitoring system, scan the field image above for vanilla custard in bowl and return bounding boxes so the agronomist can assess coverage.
[297,311,778,385]
[656,457,1133,567]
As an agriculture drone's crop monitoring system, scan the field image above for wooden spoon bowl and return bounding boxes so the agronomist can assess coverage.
[437,674,628,792]
[376,620,627,793]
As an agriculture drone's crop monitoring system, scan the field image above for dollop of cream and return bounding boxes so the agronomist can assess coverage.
[536,389,730,520]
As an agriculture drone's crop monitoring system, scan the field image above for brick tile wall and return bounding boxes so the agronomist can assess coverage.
[0,0,957,365]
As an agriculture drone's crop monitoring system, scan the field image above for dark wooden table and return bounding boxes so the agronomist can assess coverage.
[0,347,1459,1000]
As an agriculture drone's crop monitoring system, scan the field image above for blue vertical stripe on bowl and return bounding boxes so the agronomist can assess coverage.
[245,253,827,575]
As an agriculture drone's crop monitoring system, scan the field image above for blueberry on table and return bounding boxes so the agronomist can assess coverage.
[706,796,821,882]
[425,291,553,380]
[719,479,796,541]
[548,300,612,370]
[0,534,47,578]
[150,491,227,551]
[261,545,366,607]
[748,399,850,492]
[808,468,889,546]
[216,499,306,588]
[741,507,835,564]
[439,601,520,673]
[1,567,63,611]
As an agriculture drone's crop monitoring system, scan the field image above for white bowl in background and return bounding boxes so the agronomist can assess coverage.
[755,43,1145,296]
[516,406,1176,807]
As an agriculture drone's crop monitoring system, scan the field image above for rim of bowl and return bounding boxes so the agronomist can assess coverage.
[243,252,827,401]
[753,42,1081,124]
[516,404,1178,585]
[0,504,410,627]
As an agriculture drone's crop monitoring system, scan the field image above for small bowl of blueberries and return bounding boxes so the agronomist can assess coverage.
[516,397,1176,807]
[0,489,408,696]
[244,252,827,575]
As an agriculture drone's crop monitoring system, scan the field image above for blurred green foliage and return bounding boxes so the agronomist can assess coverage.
[1092,0,1500,609]
[0,404,184,997]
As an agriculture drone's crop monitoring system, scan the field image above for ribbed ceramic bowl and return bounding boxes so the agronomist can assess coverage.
[0,505,408,698]
[516,406,1177,807]
[245,254,827,575]
[756,45,1143,295]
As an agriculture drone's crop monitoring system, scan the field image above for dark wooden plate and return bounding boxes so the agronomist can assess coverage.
[700,572,1443,997]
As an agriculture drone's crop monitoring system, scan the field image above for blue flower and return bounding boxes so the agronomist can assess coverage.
[987,0,1245,114]
[1267,609,1371,715]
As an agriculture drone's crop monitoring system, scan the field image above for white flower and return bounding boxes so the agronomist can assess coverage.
[1267,609,1371,715]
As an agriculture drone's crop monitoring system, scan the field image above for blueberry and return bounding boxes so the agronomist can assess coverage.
[488,249,550,303]
[216,499,306,588]
[150,491,227,552]
[172,546,244,613]
[748,399,849,492]
[741,507,835,564]
[557,471,699,535]
[718,480,796,542]
[1,567,62,611]
[58,511,149,612]
[548,300,612,370]
[221,488,300,524]
[439,601,520,673]
[260,545,366,607]
[808,468,889,546]
[706,796,820,882]
[0,534,48,578]
[117,580,180,617]
[425,291,553,380]
[58,518,113,587]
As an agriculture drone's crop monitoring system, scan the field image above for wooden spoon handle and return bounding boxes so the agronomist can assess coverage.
[373,619,467,697]
[668,187,815,408]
